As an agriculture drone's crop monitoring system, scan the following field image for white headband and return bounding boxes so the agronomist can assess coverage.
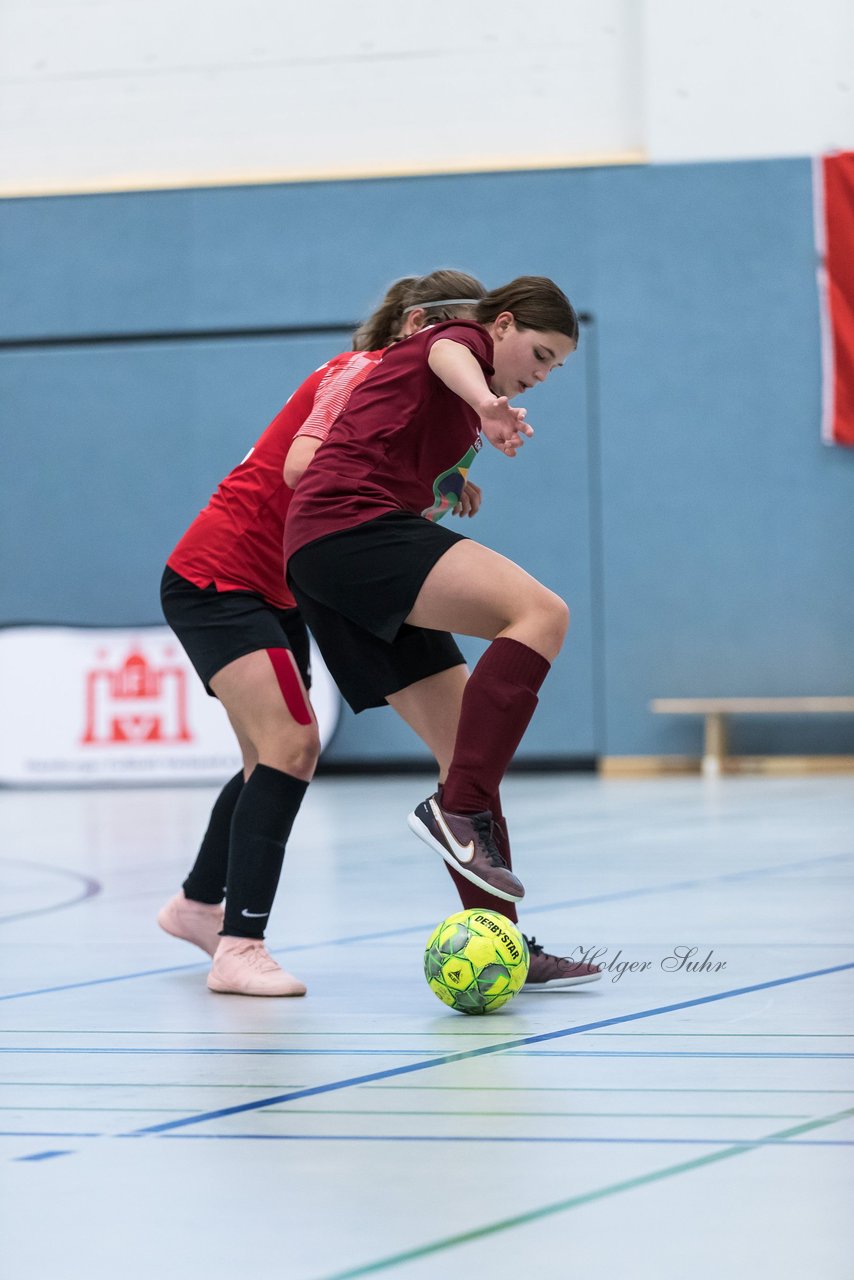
[401,297,481,315]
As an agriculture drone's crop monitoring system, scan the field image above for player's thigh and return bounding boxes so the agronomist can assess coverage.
[386,663,470,776]
[405,539,563,640]
[210,649,318,757]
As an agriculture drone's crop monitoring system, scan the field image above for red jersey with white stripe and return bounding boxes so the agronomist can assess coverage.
[167,349,383,608]
[284,322,492,562]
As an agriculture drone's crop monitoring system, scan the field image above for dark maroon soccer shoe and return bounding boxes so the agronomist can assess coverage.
[522,936,603,988]
[407,793,525,902]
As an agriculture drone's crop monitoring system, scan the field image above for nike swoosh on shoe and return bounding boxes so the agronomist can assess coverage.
[429,797,475,863]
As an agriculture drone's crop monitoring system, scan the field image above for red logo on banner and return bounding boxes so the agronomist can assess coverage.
[81,648,193,745]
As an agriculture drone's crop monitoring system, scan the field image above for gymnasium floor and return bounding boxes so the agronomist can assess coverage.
[2,772,852,1279]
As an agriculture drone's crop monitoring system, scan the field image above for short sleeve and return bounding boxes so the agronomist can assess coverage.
[423,322,494,376]
[294,351,383,442]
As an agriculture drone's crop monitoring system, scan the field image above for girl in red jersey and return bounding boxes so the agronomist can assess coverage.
[157,270,486,996]
[285,277,602,989]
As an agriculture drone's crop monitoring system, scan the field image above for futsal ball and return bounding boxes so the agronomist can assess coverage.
[423,909,529,1014]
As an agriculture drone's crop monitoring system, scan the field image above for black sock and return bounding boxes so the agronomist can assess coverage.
[183,771,244,904]
[222,764,308,939]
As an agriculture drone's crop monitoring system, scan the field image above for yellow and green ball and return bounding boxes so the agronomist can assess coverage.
[424,909,529,1014]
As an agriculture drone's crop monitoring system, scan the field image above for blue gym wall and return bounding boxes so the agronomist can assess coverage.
[2,159,853,762]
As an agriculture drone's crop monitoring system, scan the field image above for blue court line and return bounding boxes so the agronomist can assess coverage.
[1,1131,101,1139]
[318,1106,854,1277]
[14,1149,75,1162]
[126,960,854,1137]
[0,960,208,1002]
[1,1047,851,1059]
[159,1133,854,1148]
[0,1048,441,1056]
[525,850,854,917]
[509,1051,854,1059]
[3,849,851,1002]
[3,1131,852,1148]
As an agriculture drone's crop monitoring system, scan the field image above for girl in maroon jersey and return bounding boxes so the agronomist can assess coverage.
[157,270,486,996]
[285,277,602,990]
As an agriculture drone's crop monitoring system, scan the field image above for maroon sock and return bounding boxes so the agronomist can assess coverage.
[442,638,550,815]
[439,786,518,924]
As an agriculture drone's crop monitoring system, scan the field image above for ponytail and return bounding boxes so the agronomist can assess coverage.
[352,269,487,351]
[351,277,418,351]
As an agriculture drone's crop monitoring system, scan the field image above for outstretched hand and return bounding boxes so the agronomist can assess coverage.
[479,396,534,457]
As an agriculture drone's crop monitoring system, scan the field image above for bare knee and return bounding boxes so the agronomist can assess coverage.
[545,593,570,653]
[507,588,568,661]
[258,722,321,782]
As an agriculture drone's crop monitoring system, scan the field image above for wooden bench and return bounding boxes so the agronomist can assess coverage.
[650,697,854,776]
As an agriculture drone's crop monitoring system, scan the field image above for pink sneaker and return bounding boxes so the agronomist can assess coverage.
[207,937,307,997]
[157,891,224,957]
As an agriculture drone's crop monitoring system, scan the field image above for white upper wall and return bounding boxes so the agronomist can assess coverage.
[643,0,854,161]
[0,0,852,196]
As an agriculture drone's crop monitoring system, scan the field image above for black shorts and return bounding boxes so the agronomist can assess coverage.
[160,566,311,696]
[286,511,466,713]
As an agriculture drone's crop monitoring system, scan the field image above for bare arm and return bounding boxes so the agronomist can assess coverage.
[284,436,322,488]
[427,338,533,456]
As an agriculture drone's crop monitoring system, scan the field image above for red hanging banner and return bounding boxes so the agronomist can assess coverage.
[816,152,854,446]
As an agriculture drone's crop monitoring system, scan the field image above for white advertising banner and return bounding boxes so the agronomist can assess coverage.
[0,625,340,786]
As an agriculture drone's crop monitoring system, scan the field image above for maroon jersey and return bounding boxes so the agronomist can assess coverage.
[284,321,492,561]
[167,349,383,608]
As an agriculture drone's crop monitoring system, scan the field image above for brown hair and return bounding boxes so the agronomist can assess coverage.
[474,276,579,343]
[352,269,486,351]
